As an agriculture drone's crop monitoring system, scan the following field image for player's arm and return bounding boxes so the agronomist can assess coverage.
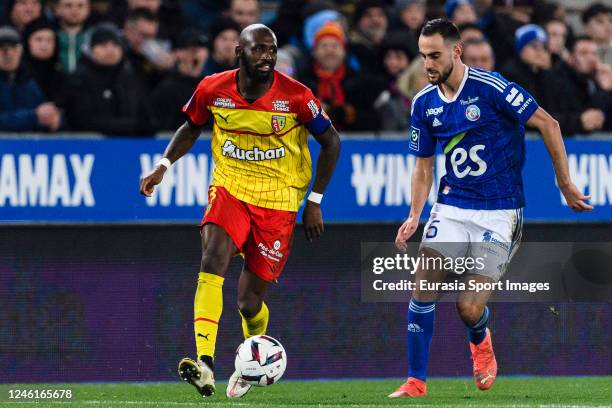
[303,124,341,242]
[140,80,210,197]
[139,120,203,197]
[396,155,435,251]
[527,107,593,212]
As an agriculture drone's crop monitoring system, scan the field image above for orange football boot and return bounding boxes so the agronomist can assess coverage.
[388,377,427,398]
[469,328,497,390]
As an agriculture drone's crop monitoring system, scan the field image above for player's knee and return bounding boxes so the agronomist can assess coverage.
[456,302,484,325]
[201,247,230,275]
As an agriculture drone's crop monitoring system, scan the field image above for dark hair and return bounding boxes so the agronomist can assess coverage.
[569,34,594,53]
[125,7,159,24]
[457,22,482,34]
[421,18,460,42]
[463,38,491,49]
[582,2,612,25]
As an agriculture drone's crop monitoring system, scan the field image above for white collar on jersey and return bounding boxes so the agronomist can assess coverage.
[436,64,469,103]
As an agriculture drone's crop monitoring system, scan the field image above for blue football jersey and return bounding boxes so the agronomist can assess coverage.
[409,66,539,210]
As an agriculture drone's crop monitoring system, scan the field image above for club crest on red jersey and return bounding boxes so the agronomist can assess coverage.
[271,115,286,133]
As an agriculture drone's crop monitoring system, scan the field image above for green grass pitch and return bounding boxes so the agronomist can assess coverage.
[2,377,611,407]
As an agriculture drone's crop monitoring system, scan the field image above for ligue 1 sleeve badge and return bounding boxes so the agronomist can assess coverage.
[465,105,481,121]
[271,115,286,133]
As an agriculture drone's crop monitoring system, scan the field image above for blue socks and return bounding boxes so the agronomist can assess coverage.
[407,299,435,381]
[466,306,490,345]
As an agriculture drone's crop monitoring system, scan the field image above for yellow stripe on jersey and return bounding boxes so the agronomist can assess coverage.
[209,106,312,212]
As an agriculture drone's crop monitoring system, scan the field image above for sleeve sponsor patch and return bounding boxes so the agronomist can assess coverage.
[410,127,420,151]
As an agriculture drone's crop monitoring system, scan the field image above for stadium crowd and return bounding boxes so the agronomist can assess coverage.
[0,0,611,136]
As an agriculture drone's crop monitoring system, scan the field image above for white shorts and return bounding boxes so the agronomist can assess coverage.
[421,203,523,281]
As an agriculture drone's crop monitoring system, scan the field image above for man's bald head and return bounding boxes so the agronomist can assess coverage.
[237,24,278,82]
[239,23,276,47]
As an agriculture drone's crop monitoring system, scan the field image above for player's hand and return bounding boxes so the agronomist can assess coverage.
[595,62,612,91]
[560,182,593,212]
[303,200,323,242]
[139,165,167,197]
[395,215,419,252]
[581,109,605,132]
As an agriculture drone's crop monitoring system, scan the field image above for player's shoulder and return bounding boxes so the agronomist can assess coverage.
[467,67,510,94]
[197,69,238,90]
[273,70,312,96]
[410,84,437,114]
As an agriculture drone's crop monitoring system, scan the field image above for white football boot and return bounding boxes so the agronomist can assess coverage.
[226,371,252,398]
[178,358,215,397]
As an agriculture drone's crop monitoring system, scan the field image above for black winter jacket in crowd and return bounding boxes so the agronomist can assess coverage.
[64,56,153,136]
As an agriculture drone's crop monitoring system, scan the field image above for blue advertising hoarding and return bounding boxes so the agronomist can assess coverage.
[0,137,611,223]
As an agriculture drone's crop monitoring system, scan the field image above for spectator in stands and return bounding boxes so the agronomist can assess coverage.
[6,0,42,32]
[545,19,569,64]
[228,0,260,30]
[549,35,612,135]
[582,3,612,66]
[387,0,424,56]
[202,17,240,75]
[268,0,305,47]
[88,0,113,25]
[54,0,90,73]
[64,24,151,136]
[151,29,208,131]
[349,0,388,76]
[110,0,186,42]
[181,0,224,34]
[396,0,425,33]
[122,8,173,92]
[446,0,477,26]
[463,38,495,71]
[373,32,413,130]
[474,0,521,70]
[22,18,66,102]
[275,48,297,78]
[300,20,383,131]
[0,26,61,131]
[398,56,427,100]
[458,22,484,42]
[501,24,554,109]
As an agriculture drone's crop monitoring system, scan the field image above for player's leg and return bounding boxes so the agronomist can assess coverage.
[237,267,269,339]
[179,186,250,398]
[389,248,448,398]
[456,275,497,390]
[226,266,271,399]
[193,224,237,367]
[459,208,523,390]
[227,205,296,399]
[179,224,236,397]
[390,204,469,398]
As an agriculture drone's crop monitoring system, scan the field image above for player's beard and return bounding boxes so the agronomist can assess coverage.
[428,60,454,85]
[240,53,274,83]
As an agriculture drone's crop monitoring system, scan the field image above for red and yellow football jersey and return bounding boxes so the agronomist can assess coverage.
[183,69,330,212]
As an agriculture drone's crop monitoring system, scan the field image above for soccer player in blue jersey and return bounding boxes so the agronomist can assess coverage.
[389,19,593,398]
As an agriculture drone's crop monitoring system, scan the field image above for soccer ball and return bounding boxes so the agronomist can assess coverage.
[234,335,287,386]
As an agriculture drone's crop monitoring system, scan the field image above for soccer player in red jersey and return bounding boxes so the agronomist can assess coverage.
[139,24,340,398]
